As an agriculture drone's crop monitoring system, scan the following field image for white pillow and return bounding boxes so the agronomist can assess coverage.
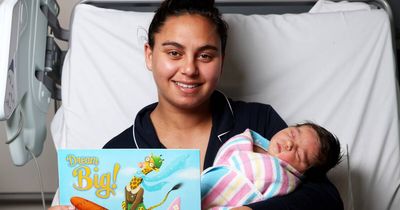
[309,0,371,13]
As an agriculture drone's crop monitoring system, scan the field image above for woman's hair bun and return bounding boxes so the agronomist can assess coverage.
[165,0,215,10]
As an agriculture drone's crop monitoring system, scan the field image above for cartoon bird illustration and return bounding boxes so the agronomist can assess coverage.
[123,154,168,210]
[139,154,164,174]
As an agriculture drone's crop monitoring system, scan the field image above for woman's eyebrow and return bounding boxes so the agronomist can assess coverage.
[161,41,219,52]
[198,45,219,52]
[162,41,184,49]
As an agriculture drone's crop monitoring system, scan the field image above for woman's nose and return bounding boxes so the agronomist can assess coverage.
[182,58,198,76]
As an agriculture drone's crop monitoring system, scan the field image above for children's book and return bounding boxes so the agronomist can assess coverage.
[57,149,201,210]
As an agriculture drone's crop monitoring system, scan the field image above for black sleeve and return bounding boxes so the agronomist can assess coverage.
[246,176,343,210]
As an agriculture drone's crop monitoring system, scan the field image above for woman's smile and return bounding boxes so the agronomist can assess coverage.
[173,81,201,89]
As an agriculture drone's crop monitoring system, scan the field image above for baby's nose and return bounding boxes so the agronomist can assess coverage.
[285,140,293,150]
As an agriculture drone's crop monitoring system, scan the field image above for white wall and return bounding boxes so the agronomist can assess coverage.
[0,0,80,209]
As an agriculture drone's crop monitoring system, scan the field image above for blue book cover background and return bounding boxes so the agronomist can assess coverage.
[58,149,201,210]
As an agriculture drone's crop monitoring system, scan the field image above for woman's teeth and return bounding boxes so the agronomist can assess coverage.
[175,81,199,89]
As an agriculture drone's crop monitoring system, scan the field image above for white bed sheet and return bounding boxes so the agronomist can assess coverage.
[51,2,400,210]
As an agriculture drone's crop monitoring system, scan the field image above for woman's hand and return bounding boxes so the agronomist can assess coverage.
[231,207,252,210]
[48,205,75,210]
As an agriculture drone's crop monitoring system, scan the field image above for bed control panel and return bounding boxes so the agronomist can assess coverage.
[0,0,55,166]
[0,0,20,120]
[4,60,17,120]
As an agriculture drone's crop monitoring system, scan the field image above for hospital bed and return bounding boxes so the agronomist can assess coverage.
[0,0,399,209]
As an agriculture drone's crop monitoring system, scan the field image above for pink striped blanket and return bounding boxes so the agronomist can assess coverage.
[201,129,302,210]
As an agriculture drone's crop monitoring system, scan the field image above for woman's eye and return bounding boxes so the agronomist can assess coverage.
[168,51,181,58]
[198,53,213,62]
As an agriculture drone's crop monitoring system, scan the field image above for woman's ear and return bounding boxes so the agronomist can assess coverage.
[144,43,153,71]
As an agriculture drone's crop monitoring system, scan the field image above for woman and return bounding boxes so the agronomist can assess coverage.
[104,0,343,210]
[51,0,343,209]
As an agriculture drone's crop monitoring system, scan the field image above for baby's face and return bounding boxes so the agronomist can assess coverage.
[268,125,320,173]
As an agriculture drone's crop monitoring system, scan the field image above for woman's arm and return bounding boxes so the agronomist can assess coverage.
[246,176,343,210]
[232,207,252,210]
[48,206,75,210]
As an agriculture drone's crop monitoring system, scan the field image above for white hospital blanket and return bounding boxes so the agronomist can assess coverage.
[51,3,400,210]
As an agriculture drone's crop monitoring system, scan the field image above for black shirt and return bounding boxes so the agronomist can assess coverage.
[103,91,343,210]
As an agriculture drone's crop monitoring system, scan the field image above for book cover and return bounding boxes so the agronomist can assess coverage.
[57,149,201,210]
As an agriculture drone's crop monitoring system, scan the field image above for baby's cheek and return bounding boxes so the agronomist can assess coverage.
[278,154,297,165]
[276,153,288,162]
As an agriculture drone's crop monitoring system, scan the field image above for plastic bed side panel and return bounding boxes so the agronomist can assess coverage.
[3,0,55,166]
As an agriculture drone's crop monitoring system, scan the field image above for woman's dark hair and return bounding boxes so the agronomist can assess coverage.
[298,122,343,179]
[147,0,228,55]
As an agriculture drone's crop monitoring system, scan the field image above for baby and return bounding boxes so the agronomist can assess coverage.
[201,122,342,210]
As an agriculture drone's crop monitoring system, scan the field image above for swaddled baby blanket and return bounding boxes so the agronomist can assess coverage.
[201,129,302,209]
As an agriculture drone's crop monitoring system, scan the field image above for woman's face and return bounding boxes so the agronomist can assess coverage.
[268,125,321,173]
[145,14,223,110]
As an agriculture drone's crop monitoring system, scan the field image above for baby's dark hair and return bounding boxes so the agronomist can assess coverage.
[298,122,343,178]
[147,0,228,54]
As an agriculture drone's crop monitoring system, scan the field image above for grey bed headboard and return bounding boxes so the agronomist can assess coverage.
[83,0,315,14]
